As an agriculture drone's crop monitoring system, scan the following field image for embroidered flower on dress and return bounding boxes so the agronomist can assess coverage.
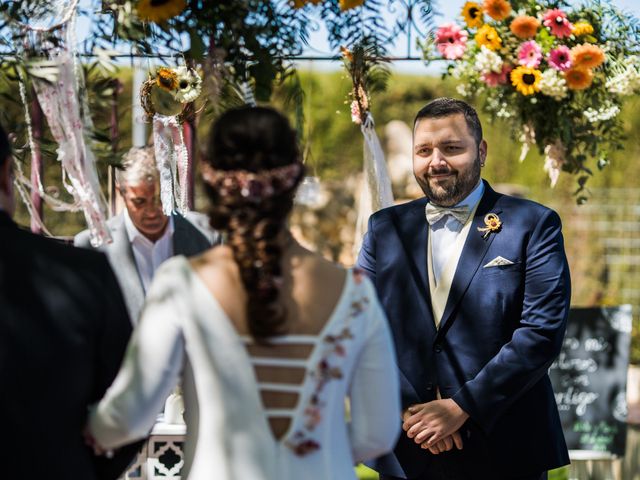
[285,271,367,457]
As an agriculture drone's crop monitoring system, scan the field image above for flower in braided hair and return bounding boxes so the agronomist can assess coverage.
[201,162,304,204]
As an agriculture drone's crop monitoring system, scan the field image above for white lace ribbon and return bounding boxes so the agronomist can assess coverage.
[152,114,189,215]
[31,49,111,247]
[354,113,394,256]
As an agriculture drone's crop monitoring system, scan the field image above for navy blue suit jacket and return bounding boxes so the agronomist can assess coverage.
[357,181,571,478]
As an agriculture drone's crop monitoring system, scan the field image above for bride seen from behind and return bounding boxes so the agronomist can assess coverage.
[89,106,401,479]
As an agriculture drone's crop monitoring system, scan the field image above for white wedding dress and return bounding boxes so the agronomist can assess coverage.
[90,256,400,479]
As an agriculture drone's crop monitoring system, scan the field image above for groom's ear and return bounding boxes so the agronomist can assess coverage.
[479,140,488,167]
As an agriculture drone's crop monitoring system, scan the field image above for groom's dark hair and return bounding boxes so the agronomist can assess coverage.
[414,97,483,147]
[0,123,10,167]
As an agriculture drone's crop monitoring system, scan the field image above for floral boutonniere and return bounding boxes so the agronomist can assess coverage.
[478,213,502,239]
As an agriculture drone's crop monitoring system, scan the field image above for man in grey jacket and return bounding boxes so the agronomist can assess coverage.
[75,146,220,324]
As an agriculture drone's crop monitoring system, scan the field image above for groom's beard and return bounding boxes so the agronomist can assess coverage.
[416,155,481,207]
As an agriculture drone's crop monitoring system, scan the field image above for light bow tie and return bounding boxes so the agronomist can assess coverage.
[425,203,471,225]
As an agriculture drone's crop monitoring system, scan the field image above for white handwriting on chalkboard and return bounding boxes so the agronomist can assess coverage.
[584,337,609,352]
[561,374,590,388]
[555,387,599,416]
[563,337,580,350]
[551,352,598,372]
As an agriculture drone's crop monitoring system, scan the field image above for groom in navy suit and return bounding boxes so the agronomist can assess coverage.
[358,98,571,480]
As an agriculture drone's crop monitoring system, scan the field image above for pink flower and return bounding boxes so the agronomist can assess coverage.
[543,9,573,38]
[517,40,542,68]
[435,23,468,60]
[481,64,512,87]
[350,100,362,124]
[547,46,572,71]
[304,406,322,428]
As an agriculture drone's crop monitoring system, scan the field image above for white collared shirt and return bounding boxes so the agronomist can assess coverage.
[429,180,484,283]
[124,210,174,293]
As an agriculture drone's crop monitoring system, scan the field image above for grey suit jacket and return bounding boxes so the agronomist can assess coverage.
[75,211,220,323]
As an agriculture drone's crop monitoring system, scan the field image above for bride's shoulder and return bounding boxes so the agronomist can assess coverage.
[188,246,242,292]
[189,245,234,270]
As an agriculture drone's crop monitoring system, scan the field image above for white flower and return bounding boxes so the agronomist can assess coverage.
[518,123,536,162]
[456,83,471,97]
[539,69,568,100]
[583,103,620,123]
[544,141,565,188]
[486,94,512,118]
[172,66,202,103]
[474,45,504,74]
[606,58,640,96]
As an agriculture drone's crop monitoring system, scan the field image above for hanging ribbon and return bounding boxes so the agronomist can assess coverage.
[31,48,111,247]
[152,114,189,215]
[353,112,394,256]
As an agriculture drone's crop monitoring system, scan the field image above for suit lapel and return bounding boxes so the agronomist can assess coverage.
[395,198,437,334]
[172,214,188,256]
[172,213,205,257]
[437,182,502,336]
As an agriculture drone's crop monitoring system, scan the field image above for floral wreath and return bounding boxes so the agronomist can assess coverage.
[201,162,305,204]
[140,66,202,123]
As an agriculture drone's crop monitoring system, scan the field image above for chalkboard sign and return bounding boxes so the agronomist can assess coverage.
[549,306,632,457]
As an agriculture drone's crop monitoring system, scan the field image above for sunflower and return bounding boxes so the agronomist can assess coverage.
[156,67,178,92]
[475,24,502,51]
[484,0,511,21]
[571,44,605,69]
[136,0,186,23]
[572,21,594,36]
[510,16,540,39]
[462,2,483,29]
[339,0,365,11]
[293,0,322,8]
[564,67,593,90]
[511,66,542,95]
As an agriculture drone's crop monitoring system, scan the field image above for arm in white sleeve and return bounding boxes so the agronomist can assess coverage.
[89,264,187,449]
[348,278,401,463]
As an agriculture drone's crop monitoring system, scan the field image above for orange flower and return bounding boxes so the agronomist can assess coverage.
[510,16,540,39]
[484,0,511,21]
[571,44,605,69]
[564,67,593,90]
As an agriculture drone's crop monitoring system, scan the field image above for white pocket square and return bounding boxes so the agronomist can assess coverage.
[483,256,515,268]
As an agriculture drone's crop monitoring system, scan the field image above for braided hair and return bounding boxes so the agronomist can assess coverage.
[202,107,305,342]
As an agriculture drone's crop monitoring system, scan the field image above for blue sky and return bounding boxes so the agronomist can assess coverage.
[298,0,640,74]
[75,1,640,75]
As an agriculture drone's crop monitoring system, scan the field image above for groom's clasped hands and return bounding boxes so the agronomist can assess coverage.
[402,398,469,455]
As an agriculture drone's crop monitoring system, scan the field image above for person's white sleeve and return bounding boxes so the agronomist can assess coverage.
[348,278,401,463]
[89,263,186,449]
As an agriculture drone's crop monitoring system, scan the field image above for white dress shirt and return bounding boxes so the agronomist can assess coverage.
[430,181,484,283]
[124,210,174,293]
